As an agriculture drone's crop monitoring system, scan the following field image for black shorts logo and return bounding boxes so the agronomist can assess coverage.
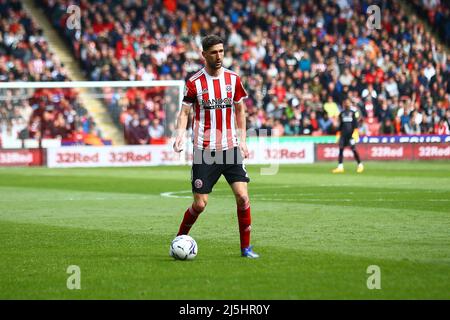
[194,179,203,189]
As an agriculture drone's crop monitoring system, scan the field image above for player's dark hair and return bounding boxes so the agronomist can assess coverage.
[201,35,224,52]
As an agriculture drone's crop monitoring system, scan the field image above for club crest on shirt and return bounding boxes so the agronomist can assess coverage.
[226,85,232,92]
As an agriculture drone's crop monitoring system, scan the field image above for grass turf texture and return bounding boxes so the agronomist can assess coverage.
[0,161,449,299]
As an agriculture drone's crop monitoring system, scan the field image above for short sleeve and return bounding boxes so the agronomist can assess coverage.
[233,76,248,103]
[182,80,196,106]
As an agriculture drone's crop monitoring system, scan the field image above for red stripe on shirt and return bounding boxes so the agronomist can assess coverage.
[213,79,223,151]
[199,74,210,149]
[224,71,233,149]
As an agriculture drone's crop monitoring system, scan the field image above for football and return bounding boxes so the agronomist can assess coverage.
[169,235,198,260]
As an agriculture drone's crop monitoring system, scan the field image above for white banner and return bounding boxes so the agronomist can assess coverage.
[46,145,185,168]
[246,141,314,164]
[46,142,314,168]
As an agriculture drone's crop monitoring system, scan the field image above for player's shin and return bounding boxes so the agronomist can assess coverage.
[177,206,201,236]
[237,205,251,249]
[338,148,344,164]
[352,146,361,164]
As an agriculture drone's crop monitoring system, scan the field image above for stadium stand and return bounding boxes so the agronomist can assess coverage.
[408,0,450,46]
[0,0,106,147]
[3,0,450,145]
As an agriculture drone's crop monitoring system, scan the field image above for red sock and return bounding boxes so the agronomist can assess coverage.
[237,205,251,249]
[177,206,200,236]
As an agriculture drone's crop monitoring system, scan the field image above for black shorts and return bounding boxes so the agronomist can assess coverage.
[191,147,250,194]
[339,134,356,148]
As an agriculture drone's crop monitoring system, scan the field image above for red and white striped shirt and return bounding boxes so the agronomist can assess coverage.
[182,67,248,151]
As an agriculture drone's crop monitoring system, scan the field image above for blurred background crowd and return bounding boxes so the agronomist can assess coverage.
[1,0,449,146]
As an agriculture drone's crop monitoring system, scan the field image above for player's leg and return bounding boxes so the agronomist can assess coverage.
[350,139,364,173]
[177,193,208,236]
[177,149,222,235]
[223,147,258,258]
[230,181,251,247]
[332,135,345,173]
[229,181,258,258]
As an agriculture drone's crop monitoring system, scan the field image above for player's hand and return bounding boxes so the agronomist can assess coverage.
[173,135,184,153]
[239,142,249,159]
[352,129,359,142]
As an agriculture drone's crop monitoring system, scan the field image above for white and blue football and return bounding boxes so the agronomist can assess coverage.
[169,235,198,260]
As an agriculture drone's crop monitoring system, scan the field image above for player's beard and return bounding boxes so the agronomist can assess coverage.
[208,60,222,71]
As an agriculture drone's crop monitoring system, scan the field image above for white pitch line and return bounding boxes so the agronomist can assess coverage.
[159,185,292,199]
[159,190,450,203]
[160,191,192,199]
[257,198,450,202]
[0,196,154,202]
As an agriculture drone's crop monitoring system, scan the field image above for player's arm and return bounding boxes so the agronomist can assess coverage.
[173,80,195,152]
[352,111,359,130]
[235,100,249,158]
[234,76,249,158]
[173,104,190,152]
[336,112,342,142]
[352,111,359,141]
[338,112,343,132]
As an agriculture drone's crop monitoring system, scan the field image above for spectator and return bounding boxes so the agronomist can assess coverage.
[284,118,300,136]
[129,117,150,145]
[385,77,399,98]
[400,109,411,134]
[300,117,314,135]
[436,117,449,134]
[272,119,285,137]
[319,112,334,134]
[380,118,395,135]
[84,127,104,146]
[339,68,354,87]
[149,118,165,139]
[323,96,340,119]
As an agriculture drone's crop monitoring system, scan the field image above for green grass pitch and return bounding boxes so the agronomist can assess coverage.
[0,161,449,299]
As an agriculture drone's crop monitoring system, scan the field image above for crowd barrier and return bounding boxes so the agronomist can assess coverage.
[0,149,43,166]
[44,141,315,168]
[316,143,450,161]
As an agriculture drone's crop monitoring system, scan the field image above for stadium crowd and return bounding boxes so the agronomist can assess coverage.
[0,0,104,146]
[40,0,449,140]
[5,0,450,145]
[409,0,450,46]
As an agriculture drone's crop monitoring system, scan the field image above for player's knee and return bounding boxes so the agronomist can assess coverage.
[236,194,249,211]
[193,199,207,213]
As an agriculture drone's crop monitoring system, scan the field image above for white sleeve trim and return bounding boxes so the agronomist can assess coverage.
[233,96,248,104]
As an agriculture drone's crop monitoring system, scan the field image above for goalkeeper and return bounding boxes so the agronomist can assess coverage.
[332,99,364,173]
